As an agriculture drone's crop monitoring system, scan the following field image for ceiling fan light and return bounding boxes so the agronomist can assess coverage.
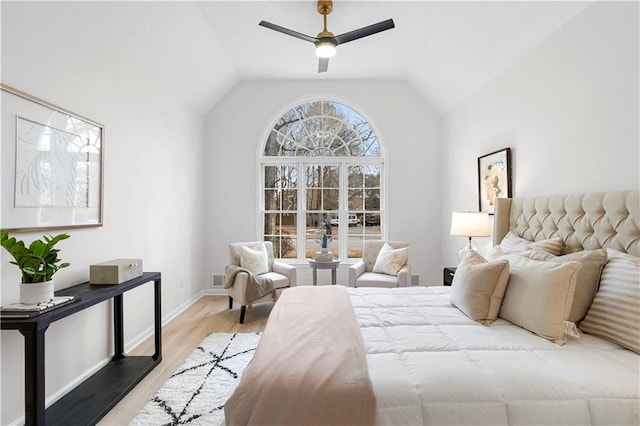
[315,41,336,58]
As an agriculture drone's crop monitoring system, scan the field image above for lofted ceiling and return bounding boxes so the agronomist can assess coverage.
[65,1,592,115]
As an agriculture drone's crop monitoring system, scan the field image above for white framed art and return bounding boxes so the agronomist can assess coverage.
[1,84,104,231]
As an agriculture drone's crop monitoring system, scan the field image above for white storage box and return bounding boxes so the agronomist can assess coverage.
[90,259,143,284]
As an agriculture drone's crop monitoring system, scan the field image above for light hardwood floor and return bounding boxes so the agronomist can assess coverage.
[98,296,273,425]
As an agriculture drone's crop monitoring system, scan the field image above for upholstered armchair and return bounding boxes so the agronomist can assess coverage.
[226,241,297,323]
[348,240,410,288]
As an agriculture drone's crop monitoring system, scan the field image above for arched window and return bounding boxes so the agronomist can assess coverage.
[260,100,384,261]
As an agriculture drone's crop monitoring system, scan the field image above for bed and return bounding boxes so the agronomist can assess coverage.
[225,190,639,425]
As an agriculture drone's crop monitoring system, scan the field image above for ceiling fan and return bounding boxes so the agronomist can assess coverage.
[259,0,395,73]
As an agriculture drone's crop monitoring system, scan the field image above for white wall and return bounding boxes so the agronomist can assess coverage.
[1,3,205,423]
[204,80,441,287]
[440,1,639,266]
[2,0,638,422]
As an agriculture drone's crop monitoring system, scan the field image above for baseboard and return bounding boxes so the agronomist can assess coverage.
[124,291,204,351]
[202,287,227,296]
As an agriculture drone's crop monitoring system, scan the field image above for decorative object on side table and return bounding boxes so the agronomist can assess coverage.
[1,296,76,318]
[450,211,490,262]
[90,258,143,284]
[478,147,512,214]
[0,230,70,304]
[314,231,334,262]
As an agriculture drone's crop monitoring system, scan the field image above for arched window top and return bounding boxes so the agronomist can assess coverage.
[264,101,380,157]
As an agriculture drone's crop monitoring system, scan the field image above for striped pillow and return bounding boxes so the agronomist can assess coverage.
[498,231,563,256]
[579,249,640,353]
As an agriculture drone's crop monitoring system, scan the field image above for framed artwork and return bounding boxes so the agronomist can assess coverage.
[478,148,511,214]
[1,84,104,231]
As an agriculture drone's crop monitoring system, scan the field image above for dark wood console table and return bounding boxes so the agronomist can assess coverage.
[1,272,162,426]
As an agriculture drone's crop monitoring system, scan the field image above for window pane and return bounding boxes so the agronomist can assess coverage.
[306,188,322,210]
[264,212,280,235]
[282,189,297,210]
[364,213,381,227]
[348,189,363,210]
[323,166,340,187]
[264,166,278,188]
[364,166,380,187]
[264,101,380,158]
[306,165,321,187]
[264,189,279,210]
[323,189,339,210]
[347,232,364,258]
[268,236,297,259]
[348,166,363,187]
[365,189,380,210]
[306,212,326,230]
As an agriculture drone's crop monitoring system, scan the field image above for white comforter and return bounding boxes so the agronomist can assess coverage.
[348,286,640,426]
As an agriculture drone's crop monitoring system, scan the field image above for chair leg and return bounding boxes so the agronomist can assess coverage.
[228,296,233,310]
[239,305,246,324]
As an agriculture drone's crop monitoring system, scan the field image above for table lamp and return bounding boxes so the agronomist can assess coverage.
[450,211,491,262]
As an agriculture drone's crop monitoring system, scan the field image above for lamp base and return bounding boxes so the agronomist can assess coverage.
[457,238,478,262]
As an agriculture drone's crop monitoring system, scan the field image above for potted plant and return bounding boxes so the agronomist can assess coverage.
[1,230,70,304]
[315,231,333,254]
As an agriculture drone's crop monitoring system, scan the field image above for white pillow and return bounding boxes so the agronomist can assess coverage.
[450,252,510,325]
[240,244,269,275]
[580,249,639,353]
[498,231,563,256]
[499,255,580,343]
[372,243,408,276]
[524,249,607,323]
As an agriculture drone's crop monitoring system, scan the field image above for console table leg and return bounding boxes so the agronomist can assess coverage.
[20,327,48,426]
[153,277,162,361]
[113,294,126,360]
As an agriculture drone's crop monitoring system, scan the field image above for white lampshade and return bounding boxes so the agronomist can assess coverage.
[450,212,491,237]
[315,41,336,58]
[451,211,491,262]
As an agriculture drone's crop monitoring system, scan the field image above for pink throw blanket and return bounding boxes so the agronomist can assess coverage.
[224,285,376,425]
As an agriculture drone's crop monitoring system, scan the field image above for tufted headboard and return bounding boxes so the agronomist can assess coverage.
[494,190,639,257]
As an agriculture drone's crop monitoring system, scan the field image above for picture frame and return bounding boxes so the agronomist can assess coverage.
[478,147,512,214]
[1,84,104,231]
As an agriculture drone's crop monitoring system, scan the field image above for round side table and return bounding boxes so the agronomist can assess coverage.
[308,258,341,285]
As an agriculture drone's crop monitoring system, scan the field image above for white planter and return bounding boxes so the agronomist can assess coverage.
[20,280,54,305]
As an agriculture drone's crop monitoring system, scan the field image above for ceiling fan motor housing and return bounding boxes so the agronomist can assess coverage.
[317,1,333,16]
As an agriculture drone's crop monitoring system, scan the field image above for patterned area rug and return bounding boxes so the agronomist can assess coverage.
[130,332,260,425]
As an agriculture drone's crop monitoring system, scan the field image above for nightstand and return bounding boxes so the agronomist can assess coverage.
[443,267,457,286]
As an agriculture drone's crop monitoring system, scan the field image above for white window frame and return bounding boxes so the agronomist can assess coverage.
[258,98,387,263]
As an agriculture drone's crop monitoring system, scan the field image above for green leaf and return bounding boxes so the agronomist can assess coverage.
[1,230,71,283]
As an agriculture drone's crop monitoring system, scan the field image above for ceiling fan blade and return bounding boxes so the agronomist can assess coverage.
[318,57,329,73]
[259,21,318,43]
[333,19,395,45]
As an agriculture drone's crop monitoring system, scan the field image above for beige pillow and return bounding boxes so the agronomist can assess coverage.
[450,252,510,325]
[372,243,408,276]
[240,244,269,275]
[525,249,607,322]
[498,231,563,256]
[580,249,639,353]
[499,255,580,343]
